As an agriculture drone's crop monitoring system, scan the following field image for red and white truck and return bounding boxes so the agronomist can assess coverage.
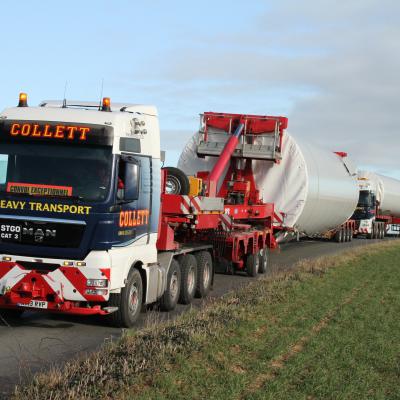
[352,171,400,238]
[0,94,287,327]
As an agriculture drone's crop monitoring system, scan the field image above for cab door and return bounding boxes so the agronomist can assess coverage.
[116,155,151,244]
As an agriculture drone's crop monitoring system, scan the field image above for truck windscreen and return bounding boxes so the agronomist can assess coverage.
[0,142,113,202]
[358,190,375,207]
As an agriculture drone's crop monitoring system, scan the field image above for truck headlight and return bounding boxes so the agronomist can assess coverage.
[86,279,108,288]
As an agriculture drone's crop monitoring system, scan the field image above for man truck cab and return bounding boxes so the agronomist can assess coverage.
[352,178,385,239]
[0,95,162,326]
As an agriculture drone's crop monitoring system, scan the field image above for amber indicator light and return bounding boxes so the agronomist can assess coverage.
[18,92,28,107]
[101,97,111,112]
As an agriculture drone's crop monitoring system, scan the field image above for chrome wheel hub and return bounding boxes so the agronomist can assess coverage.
[128,283,139,315]
[170,271,179,300]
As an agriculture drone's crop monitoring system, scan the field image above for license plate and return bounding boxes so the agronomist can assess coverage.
[18,300,48,309]
[0,223,22,242]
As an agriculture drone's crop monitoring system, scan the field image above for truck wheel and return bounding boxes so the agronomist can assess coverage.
[195,251,213,298]
[349,228,353,241]
[179,254,198,304]
[344,228,349,242]
[107,268,143,328]
[258,248,269,274]
[160,258,181,311]
[165,167,190,195]
[372,224,379,239]
[246,253,259,277]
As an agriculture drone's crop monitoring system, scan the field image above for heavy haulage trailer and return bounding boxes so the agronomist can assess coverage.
[0,94,287,327]
[179,117,400,245]
[179,114,360,244]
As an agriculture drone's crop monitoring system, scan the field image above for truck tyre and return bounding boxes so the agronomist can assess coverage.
[374,223,379,239]
[165,167,190,195]
[246,253,259,277]
[349,228,353,241]
[344,228,349,242]
[195,251,213,298]
[160,258,181,311]
[258,247,269,274]
[179,254,198,304]
[380,223,385,239]
[107,268,143,328]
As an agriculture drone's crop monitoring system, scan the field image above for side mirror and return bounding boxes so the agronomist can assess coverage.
[124,162,140,201]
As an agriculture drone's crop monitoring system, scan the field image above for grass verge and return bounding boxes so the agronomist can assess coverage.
[13,241,400,400]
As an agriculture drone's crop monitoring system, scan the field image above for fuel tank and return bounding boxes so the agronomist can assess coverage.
[178,132,359,236]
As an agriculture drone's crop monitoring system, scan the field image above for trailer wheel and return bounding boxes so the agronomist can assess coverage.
[258,248,269,274]
[334,229,343,243]
[246,253,259,277]
[349,228,353,241]
[107,268,143,328]
[345,228,351,242]
[179,254,198,304]
[160,258,181,311]
[165,167,190,195]
[195,251,213,298]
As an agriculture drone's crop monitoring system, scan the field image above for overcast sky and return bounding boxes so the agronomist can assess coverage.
[0,0,399,177]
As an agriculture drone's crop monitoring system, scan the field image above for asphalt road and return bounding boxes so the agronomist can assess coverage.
[0,238,389,397]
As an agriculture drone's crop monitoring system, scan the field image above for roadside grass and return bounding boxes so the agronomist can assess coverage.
[13,241,400,400]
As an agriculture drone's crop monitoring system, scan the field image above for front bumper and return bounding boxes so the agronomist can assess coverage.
[0,261,112,316]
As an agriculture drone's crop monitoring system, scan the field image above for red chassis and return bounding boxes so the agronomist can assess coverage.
[157,112,286,271]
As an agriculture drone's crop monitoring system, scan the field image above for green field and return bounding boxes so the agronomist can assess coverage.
[14,241,400,400]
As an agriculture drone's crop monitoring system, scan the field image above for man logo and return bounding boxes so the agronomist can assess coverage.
[34,230,44,243]
[22,228,56,243]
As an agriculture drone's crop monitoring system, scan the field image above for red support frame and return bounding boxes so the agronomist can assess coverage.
[157,111,288,268]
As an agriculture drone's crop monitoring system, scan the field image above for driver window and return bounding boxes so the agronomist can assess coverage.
[118,158,140,201]
[117,160,126,200]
